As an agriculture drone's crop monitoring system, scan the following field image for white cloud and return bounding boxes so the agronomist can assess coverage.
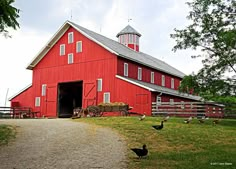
[0,28,51,105]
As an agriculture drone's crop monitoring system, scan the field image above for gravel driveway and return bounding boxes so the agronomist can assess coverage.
[0,119,127,169]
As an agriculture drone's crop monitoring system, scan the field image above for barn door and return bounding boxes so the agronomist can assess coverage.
[135,94,149,114]
[83,81,97,108]
[45,84,57,117]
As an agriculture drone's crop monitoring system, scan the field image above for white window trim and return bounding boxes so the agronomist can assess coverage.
[124,63,128,77]
[103,92,110,103]
[97,79,102,92]
[151,72,154,84]
[171,78,175,89]
[41,84,47,96]
[76,41,82,53]
[60,44,65,56]
[156,96,161,105]
[35,97,40,107]
[138,67,142,80]
[68,53,74,64]
[68,32,74,44]
[162,75,165,86]
[181,101,185,109]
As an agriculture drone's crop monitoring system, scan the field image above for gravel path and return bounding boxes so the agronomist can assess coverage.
[0,119,127,169]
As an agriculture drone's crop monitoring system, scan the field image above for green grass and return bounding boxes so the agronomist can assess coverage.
[0,124,16,145]
[75,117,236,169]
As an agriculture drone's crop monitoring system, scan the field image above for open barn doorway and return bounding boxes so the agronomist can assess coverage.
[58,81,83,118]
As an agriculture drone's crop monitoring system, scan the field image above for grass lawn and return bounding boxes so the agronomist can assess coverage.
[0,124,16,145]
[75,116,236,169]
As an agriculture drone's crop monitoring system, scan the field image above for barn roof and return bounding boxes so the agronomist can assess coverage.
[27,20,185,78]
[116,25,141,37]
[116,75,202,101]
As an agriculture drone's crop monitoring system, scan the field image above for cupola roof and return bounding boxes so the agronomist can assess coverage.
[116,25,141,37]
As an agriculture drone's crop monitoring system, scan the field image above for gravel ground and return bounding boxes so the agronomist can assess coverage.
[0,119,127,169]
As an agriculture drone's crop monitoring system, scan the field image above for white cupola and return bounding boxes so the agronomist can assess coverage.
[116,25,141,52]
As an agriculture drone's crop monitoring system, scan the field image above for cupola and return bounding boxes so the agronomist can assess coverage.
[116,25,141,52]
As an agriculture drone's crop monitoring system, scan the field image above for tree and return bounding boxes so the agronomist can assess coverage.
[171,0,236,100]
[0,0,20,37]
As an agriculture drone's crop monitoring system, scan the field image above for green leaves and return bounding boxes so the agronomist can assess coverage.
[171,0,236,99]
[0,0,20,37]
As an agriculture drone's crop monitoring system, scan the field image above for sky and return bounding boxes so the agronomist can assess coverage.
[0,0,203,106]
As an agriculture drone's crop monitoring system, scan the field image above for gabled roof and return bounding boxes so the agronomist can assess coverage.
[116,75,202,101]
[27,20,185,78]
[8,84,32,101]
[116,25,141,37]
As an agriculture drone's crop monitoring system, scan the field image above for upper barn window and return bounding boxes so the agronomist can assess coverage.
[60,44,65,56]
[124,63,128,77]
[138,67,142,80]
[68,32,74,44]
[171,78,175,89]
[162,75,165,86]
[76,41,82,53]
[68,53,74,64]
[151,72,154,84]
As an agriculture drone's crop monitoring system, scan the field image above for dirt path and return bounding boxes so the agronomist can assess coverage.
[0,119,127,169]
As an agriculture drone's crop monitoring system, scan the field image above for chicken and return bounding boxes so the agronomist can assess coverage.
[163,116,170,122]
[131,144,148,158]
[213,119,220,125]
[139,114,146,121]
[198,116,205,123]
[184,116,192,124]
[152,121,164,130]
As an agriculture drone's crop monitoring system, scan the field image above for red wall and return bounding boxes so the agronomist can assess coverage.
[10,86,34,108]
[117,58,182,90]
[115,78,151,115]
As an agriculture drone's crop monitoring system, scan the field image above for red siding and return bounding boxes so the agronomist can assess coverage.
[115,78,151,115]
[117,58,182,90]
[10,86,34,108]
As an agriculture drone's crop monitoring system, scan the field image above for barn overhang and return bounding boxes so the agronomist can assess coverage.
[116,75,202,101]
[8,84,32,101]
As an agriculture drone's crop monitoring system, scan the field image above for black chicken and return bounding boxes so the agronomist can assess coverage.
[131,144,148,158]
[152,121,164,130]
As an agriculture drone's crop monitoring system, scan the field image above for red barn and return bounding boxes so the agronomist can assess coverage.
[10,20,202,118]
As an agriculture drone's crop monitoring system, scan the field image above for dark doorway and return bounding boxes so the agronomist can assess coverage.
[58,81,83,118]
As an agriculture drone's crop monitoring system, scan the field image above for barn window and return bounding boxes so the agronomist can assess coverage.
[121,35,124,44]
[138,67,142,80]
[41,84,47,96]
[124,63,128,76]
[129,34,133,44]
[68,32,74,44]
[171,78,174,89]
[162,75,165,86]
[181,101,185,109]
[60,44,65,56]
[35,97,40,107]
[68,53,73,64]
[136,36,139,45]
[151,72,154,83]
[103,92,110,103]
[170,99,174,105]
[156,96,161,105]
[97,79,102,92]
[76,41,82,53]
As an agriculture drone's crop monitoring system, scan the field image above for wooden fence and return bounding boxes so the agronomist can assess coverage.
[0,107,37,119]
[151,101,233,118]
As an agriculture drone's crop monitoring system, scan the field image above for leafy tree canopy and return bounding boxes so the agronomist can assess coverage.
[0,0,20,37]
[171,0,236,102]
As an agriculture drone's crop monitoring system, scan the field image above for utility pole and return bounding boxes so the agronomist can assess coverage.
[4,88,9,107]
